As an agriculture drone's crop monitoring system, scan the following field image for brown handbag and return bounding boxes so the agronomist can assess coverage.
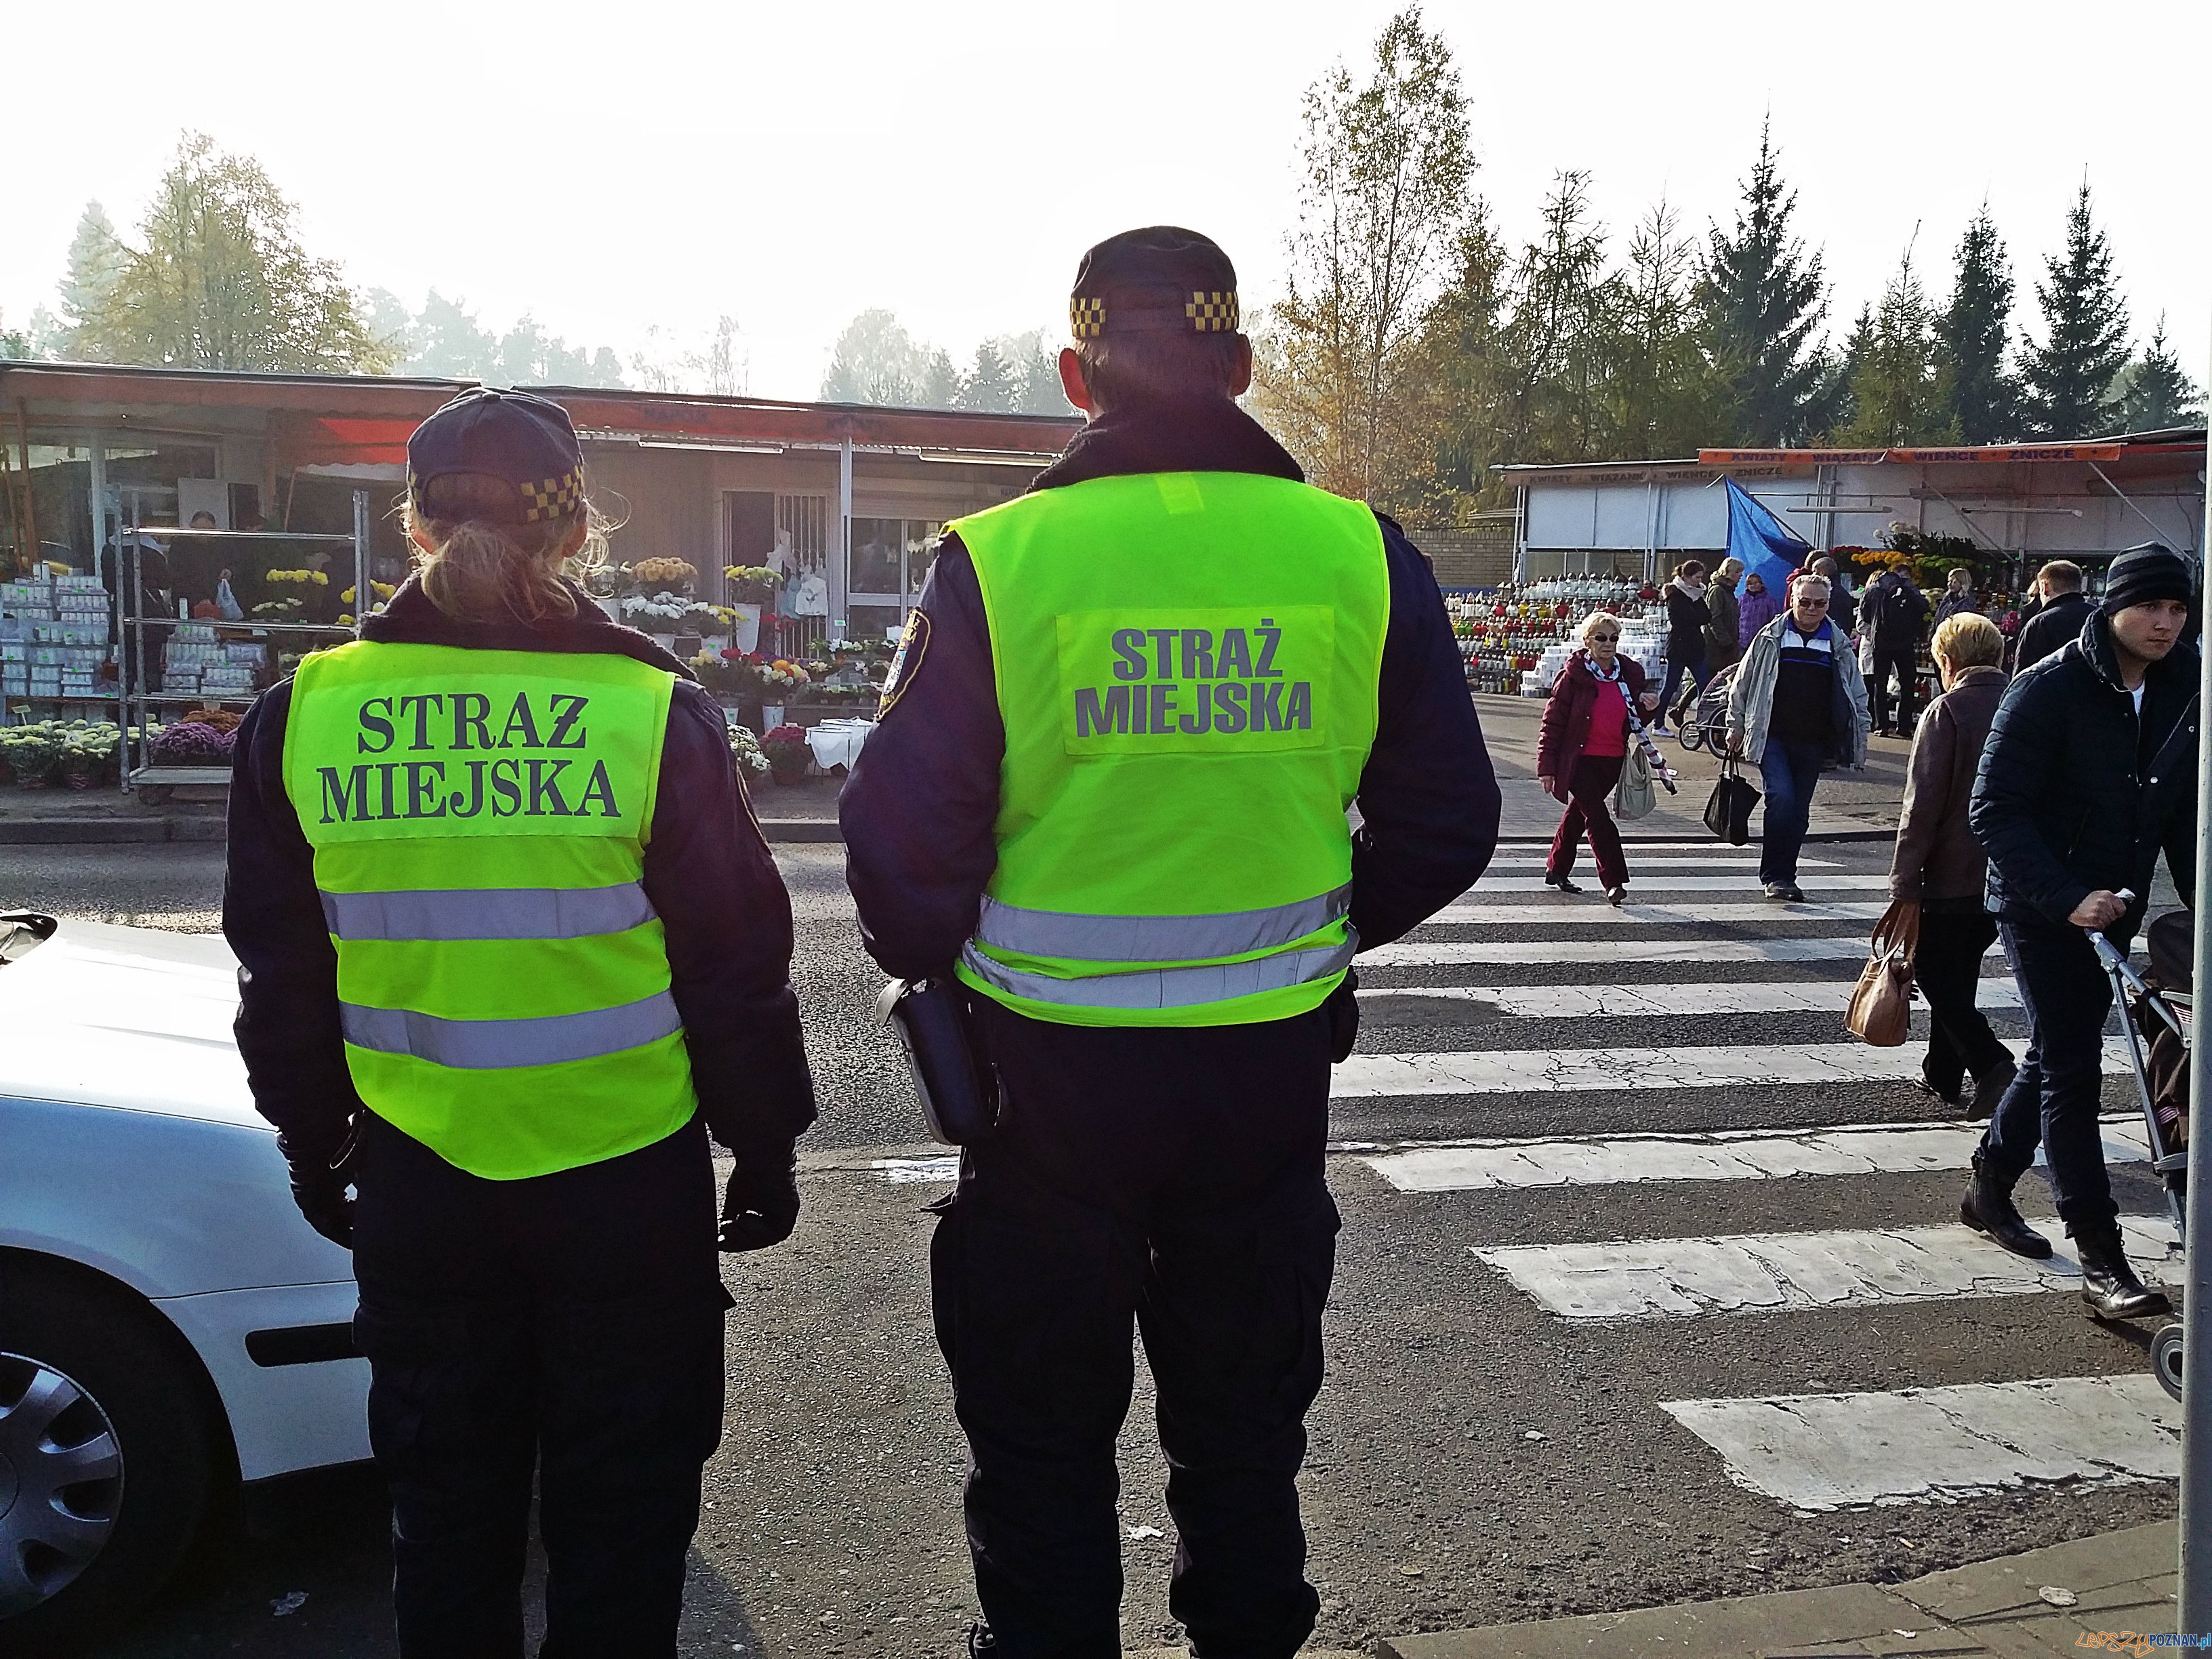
[1845,900,1920,1047]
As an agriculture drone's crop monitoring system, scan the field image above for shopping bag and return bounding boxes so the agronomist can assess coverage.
[1612,742,1657,821]
[1703,757,1760,844]
[1845,900,1920,1046]
[215,574,245,622]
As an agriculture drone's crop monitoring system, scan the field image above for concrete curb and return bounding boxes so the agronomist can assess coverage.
[0,816,225,845]
[1376,1521,2179,1658]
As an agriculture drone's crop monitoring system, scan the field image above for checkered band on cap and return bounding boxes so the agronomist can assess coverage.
[1186,291,1240,332]
[1070,297,1106,340]
[519,470,583,523]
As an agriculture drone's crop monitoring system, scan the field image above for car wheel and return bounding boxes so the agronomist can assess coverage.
[0,1262,223,1650]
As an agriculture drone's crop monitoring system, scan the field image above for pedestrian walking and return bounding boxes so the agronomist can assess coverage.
[840,226,1500,1658]
[2013,559,2093,672]
[1886,613,2015,1116]
[1539,611,1660,905]
[1964,543,2198,1315]
[1727,573,1872,901]
[1813,554,1858,636]
[1656,559,1711,733]
[1736,570,1780,649]
[1697,558,1744,689]
[1931,567,1982,628]
[1862,565,1929,735]
[224,388,817,1656]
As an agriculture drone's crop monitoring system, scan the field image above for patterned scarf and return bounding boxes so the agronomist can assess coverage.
[1584,651,1676,791]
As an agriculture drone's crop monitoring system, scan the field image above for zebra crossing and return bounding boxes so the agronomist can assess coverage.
[867,835,2179,1520]
[1347,836,2181,1516]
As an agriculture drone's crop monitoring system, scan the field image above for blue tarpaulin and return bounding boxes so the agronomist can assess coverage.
[1724,477,1813,598]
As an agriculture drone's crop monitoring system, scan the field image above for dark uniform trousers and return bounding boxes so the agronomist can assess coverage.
[351,1112,731,1659]
[933,999,1340,1659]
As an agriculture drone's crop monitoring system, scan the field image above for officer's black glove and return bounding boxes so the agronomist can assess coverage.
[278,1131,355,1250]
[719,1143,800,1252]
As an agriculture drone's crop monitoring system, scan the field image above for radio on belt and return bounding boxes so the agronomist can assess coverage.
[872,977,1000,1146]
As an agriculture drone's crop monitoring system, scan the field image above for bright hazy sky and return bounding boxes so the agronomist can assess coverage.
[9,0,2207,404]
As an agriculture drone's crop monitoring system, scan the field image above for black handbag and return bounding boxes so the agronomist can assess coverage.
[1704,756,1761,845]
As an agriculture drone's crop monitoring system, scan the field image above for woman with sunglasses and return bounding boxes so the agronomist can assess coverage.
[1537,610,1660,904]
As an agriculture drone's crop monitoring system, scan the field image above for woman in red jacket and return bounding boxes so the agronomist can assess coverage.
[1538,611,1660,903]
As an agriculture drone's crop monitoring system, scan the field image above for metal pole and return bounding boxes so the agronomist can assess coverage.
[835,436,853,640]
[351,490,370,638]
[2181,312,2212,1635]
[2090,460,2191,554]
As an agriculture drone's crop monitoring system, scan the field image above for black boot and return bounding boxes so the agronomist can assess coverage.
[1544,872,1582,895]
[1960,1151,2051,1260]
[2076,1228,2171,1319]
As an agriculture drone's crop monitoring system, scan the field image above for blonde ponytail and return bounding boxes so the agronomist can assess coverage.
[402,470,612,626]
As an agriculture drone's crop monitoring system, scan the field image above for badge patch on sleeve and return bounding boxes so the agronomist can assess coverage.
[878,610,930,719]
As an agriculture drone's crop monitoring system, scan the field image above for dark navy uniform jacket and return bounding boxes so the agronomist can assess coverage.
[840,396,1502,983]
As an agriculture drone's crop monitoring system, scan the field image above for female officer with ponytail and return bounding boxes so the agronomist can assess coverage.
[224,388,815,1657]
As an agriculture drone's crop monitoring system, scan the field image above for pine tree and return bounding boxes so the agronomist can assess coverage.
[2114,316,2205,432]
[56,203,127,352]
[1696,121,1832,445]
[2020,181,2131,439]
[1609,198,1720,459]
[1497,171,1622,464]
[958,340,1016,412]
[1404,201,1513,508]
[1937,207,2019,443]
[1844,245,1952,445]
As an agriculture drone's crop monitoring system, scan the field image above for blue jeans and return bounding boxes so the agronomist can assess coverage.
[1757,738,1826,885]
[1980,914,2120,1237]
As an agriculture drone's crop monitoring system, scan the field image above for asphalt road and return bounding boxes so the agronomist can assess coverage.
[3,836,2183,1656]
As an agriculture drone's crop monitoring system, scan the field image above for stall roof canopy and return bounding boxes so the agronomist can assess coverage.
[1496,428,2208,485]
[0,361,1084,469]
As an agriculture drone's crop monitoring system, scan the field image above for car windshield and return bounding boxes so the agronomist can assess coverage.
[0,912,58,966]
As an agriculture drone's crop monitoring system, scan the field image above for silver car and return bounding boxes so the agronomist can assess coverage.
[0,912,370,1647]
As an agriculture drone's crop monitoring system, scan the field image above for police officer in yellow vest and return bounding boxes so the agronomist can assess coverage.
[842,229,1500,1656]
[224,388,816,1656]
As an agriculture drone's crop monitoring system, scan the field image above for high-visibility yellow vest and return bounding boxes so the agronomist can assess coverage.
[951,470,1390,1027]
[282,640,696,1179]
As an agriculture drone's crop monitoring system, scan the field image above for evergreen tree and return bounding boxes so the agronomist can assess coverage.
[1696,120,1831,445]
[2020,181,2130,438]
[2114,316,2205,431]
[820,309,957,405]
[1844,245,1952,445]
[1823,304,1873,438]
[56,203,127,353]
[1937,207,2019,443]
[958,340,1016,411]
[919,348,961,409]
[1609,198,1719,459]
[1402,201,1513,509]
[0,312,30,359]
[405,290,499,377]
[1496,171,1622,464]
[1000,329,1071,414]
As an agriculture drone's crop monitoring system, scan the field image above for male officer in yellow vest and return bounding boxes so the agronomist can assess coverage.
[224,387,815,1655]
[842,228,1500,1656]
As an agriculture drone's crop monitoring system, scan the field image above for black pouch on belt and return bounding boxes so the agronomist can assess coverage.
[874,977,1000,1146]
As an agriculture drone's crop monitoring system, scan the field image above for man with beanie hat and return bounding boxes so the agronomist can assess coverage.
[1965,541,2198,1317]
[842,226,1500,1656]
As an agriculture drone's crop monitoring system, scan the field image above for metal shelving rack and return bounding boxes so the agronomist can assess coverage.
[118,489,371,794]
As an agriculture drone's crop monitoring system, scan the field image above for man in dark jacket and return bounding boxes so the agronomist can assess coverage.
[1862,566,1929,735]
[841,227,1499,1658]
[2014,559,2095,672]
[1965,543,2198,1318]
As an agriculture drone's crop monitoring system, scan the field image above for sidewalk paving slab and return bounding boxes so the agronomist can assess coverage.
[1377,1523,2180,1659]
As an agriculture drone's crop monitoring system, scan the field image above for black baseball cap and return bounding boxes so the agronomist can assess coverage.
[1069,226,1240,340]
[407,388,583,524]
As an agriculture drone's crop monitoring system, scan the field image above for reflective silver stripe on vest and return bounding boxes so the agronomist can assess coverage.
[959,935,1356,1012]
[319,882,657,942]
[972,884,1351,963]
[340,989,682,1069]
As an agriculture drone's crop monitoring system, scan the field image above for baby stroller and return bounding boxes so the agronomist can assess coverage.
[1674,663,1738,755]
[2088,907,2191,1401]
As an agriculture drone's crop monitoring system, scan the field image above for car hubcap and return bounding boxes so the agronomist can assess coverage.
[0,1353,123,1616]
